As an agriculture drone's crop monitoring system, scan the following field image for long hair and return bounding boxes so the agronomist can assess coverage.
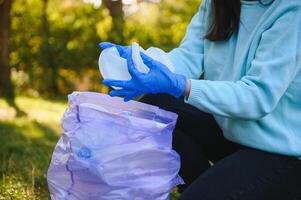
[205,0,274,41]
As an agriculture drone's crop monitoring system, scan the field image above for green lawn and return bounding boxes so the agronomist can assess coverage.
[0,96,180,200]
[0,97,66,199]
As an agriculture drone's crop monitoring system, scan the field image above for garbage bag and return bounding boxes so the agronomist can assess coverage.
[98,42,175,85]
[47,91,184,200]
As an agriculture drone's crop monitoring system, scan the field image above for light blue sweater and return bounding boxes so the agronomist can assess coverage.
[168,0,301,158]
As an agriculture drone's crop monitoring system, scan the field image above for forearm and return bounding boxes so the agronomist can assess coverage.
[183,79,284,120]
[184,79,191,97]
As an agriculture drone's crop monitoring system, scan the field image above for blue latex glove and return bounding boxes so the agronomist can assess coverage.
[109,89,144,102]
[99,42,144,101]
[103,48,187,101]
[99,42,130,59]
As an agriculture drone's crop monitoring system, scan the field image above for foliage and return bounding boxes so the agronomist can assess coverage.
[0,97,66,199]
[9,0,202,97]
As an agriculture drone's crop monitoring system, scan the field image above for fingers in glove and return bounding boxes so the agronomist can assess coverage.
[115,45,128,57]
[99,42,127,57]
[99,42,115,49]
[124,91,143,102]
[103,79,133,89]
[140,52,155,69]
[109,89,135,97]
[109,89,142,102]
[126,49,142,78]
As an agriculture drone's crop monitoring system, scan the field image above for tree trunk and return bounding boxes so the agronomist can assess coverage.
[102,0,125,43]
[41,0,58,95]
[0,0,15,101]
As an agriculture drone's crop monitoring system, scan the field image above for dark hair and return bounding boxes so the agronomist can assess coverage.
[205,0,274,41]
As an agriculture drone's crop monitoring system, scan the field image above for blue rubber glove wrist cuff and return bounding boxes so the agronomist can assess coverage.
[171,74,187,98]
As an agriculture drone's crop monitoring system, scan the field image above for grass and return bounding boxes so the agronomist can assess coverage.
[0,96,180,200]
[0,97,66,199]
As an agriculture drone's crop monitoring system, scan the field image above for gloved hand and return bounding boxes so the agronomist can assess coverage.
[109,89,144,102]
[99,42,144,101]
[99,42,130,59]
[103,48,187,101]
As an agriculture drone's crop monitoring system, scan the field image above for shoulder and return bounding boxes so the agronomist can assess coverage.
[259,0,301,30]
[274,0,301,13]
[278,0,301,7]
[196,0,213,21]
[198,0,212,12]
[274,0,301,24]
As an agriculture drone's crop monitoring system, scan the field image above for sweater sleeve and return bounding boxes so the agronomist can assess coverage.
[167,0,210,79]
[185,8,301,120]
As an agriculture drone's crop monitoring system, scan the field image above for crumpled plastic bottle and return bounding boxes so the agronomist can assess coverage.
[98,42,175,85]
[47,92,184,200]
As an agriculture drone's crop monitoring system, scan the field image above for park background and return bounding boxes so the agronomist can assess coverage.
[0,0,201,199]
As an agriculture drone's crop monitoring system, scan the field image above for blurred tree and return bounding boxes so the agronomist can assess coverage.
[41,0,58,95]
[124,0,201,50]
[8,0,202,97]
[102,0,124,43]
[0,0,15,102]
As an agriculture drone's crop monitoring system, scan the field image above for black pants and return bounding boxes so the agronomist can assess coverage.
[140,94,301,200]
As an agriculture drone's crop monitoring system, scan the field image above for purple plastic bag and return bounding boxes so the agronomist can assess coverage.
[47,92,184,200]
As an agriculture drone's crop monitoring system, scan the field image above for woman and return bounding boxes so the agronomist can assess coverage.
[100,0,301,199]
